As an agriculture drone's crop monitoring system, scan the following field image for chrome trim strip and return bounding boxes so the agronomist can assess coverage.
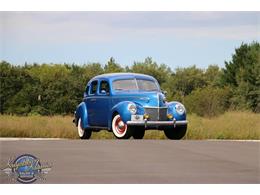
[175,121,188,125]
[85,97,165,101]
[127,120,188,126]
[157,93,159,120]
[157,92,159,107]
[134,78,139,89]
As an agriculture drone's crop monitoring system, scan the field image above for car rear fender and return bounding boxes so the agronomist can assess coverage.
[75,102,89,129]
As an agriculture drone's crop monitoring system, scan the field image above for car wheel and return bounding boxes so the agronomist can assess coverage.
[112,114,132,139]
[77,118,92,139]
[164,125,187,140]
[132,128,145,139]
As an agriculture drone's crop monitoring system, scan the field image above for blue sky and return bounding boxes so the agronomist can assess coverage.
[0,12,259,69]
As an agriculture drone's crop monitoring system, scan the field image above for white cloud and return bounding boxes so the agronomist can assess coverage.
[0,12,259,45]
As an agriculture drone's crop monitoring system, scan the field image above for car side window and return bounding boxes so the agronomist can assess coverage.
[84,86,89,97]
[86,86,90,94]
[99,80,110,95]
[90,80,98,95]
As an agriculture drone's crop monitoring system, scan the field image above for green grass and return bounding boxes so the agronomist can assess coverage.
[186,111,260,140]
[0,111,259,139]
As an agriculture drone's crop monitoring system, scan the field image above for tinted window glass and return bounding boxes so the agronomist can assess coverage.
[84,86,89,97]
[90,80,98,94]
[86,86,89,94]
[99,80,110,94]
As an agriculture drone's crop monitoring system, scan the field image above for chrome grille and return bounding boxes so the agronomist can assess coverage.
[144,107,168,121]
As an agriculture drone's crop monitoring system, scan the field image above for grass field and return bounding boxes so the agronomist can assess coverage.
[0,112,259,139]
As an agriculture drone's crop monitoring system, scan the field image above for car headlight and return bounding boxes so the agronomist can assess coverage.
[128,103,137,114]
[175,103,185,115]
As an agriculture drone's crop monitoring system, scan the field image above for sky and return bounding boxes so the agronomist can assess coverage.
[0,11,259,69]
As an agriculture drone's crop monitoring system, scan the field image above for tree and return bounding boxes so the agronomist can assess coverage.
[104,57,124,73]
[130,57,172,85]
[1,41,258,116]
[163,65,207,102]
[222,42,260,112]
[204,65,222,87]
[0,61,38,114]
[184,86,231,117]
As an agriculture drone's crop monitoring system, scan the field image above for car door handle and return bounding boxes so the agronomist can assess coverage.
[90,99,96,102]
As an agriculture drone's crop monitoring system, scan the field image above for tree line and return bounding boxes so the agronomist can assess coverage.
[1,42,259,117]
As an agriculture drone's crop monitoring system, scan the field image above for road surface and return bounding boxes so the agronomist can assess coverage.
[0,140,259,183]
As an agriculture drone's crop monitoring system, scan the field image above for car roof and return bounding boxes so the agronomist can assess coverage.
[91,72,156,81]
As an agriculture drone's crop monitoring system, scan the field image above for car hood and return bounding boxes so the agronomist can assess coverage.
[112,91,166,107]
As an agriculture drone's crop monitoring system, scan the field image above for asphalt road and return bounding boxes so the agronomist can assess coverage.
[0,140,259,183]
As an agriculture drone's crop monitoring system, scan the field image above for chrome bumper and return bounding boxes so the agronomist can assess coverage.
[127,119,188,127]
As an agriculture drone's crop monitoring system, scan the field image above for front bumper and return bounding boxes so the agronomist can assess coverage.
[127,119,188,127]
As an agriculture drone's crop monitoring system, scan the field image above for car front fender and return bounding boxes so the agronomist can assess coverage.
[111,101,133,123]
[167,101,186,121]
[109,101,145,130]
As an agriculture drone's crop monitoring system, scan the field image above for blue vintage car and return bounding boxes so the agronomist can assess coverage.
[73,73,188,139]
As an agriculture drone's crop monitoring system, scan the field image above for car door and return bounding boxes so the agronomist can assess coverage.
[86,80,99,126]
[95,80,110,127]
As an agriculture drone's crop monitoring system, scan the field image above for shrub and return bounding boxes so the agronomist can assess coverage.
[184,86,231,117]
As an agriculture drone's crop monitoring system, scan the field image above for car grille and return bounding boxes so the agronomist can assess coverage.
[144,107,168,121]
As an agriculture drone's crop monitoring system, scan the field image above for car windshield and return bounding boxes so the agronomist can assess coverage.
[113,79,159,91]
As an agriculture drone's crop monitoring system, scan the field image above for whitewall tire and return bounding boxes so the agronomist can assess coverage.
[112,114,132,139]
[77,118,92,139]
